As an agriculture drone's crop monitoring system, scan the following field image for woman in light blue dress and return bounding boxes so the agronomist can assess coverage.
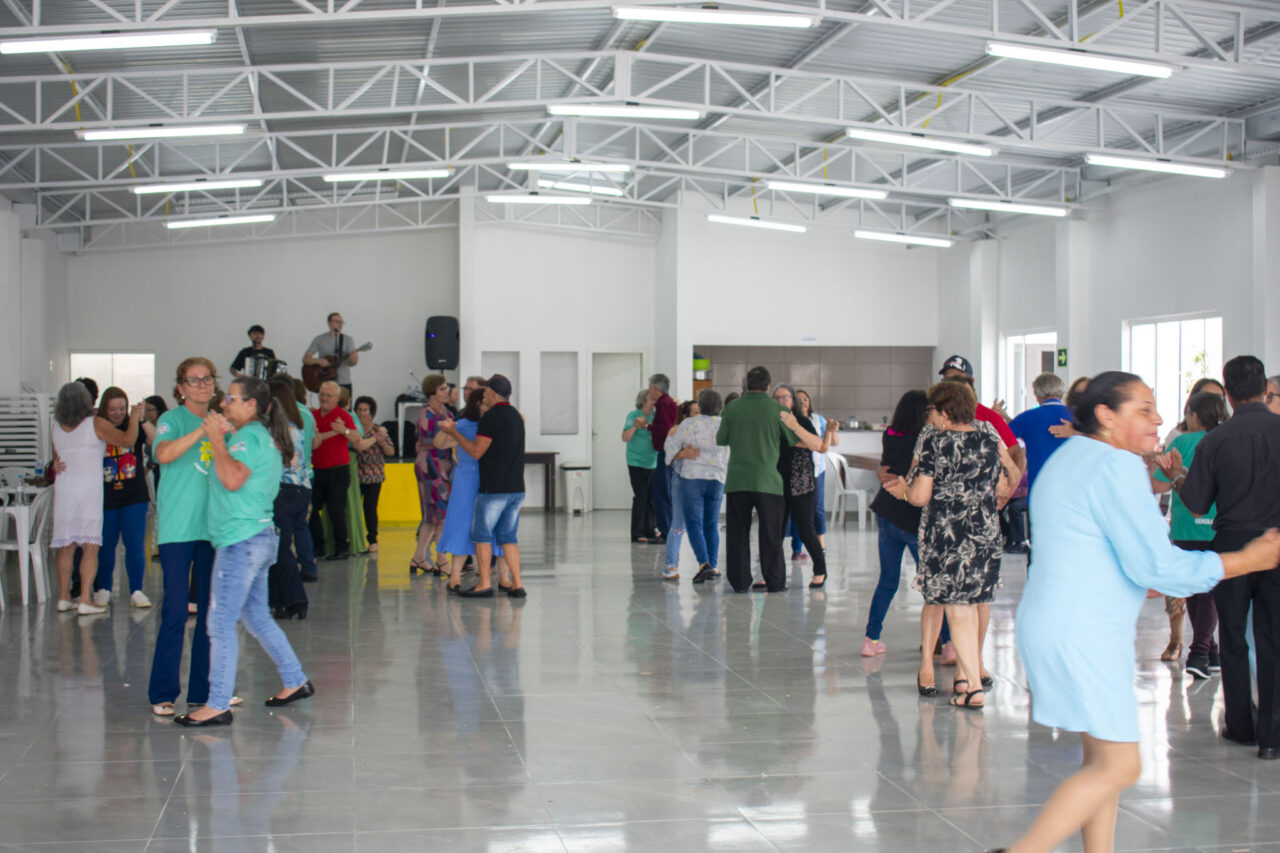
[999,372,1280,853]
[434,387,504,594]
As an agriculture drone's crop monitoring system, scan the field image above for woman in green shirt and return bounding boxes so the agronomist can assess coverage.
[622,390,659,542]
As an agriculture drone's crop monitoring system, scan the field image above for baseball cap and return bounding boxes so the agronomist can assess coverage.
[487,374,513,399]
[939,355,974,377]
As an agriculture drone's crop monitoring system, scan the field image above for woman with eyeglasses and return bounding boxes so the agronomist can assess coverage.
[148,357,229,718]
[771,384,837,589]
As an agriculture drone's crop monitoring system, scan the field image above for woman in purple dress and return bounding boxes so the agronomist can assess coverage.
[411,374,455,574]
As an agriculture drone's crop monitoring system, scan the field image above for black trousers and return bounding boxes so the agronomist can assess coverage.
[1212,528,1280,748]
[270,483,311,609]
[359,481,382,544]
[627,465,657,539]
[725,491,786,592]
[310,464,350,554]
[785,490,826,577]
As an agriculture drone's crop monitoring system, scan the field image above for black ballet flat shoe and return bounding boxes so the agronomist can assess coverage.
[980,675,994,689]
[457,586,494,598]
[506,586,527,599]
[1259,747,1280,760]
[265,681,315,707]
[917,675,937,697]
[175,710,233,727]
[446,584,462,595]
[285,603,308,620]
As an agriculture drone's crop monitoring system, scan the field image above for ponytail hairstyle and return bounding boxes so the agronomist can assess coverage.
[1072,371,1144,436]
[230,378,293,466]
[267,375,303,429]
[1186,390,1228,433]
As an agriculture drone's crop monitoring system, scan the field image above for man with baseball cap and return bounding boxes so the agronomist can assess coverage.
[439,374,527,598]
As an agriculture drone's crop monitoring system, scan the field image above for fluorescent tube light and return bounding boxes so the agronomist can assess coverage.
[706,214,806,234]
[948,197,1069,217]
[548,104,702,120]
[484,193,593,205]
[322,169,450,182]
[854,229,953,248]
[537,179,625,197]
[0,29,216,55]
[78,124,247,141]
[613,7,816,28]
[1084,153,1228,179]
[166,214,276,230]
[507,161,632,173]
[844,128,996,157]
[764,179,888,200]
[132,179,263,195]
[986,42,1176,79]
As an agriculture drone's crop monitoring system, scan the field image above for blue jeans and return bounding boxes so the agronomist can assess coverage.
[681,476,724,568]
[651,453,672,538]
[790,471,827,554]
[665,469,685,569]
[866,516,918,641]
[470,492,524,544]
[97,500,148,593]
[148,540,214,705]
[208,528,307,711]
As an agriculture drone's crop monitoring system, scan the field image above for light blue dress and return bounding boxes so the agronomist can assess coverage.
[1016,437,1224,742]
[438,419,501,558]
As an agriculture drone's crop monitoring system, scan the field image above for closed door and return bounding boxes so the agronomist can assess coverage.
[591,352,643,510]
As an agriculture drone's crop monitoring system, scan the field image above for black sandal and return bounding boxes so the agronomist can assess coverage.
[917,674,937,696]
[808,574,827,589]
[950,688,985,710]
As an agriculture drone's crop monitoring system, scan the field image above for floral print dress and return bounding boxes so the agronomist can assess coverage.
[415,404,454,525]
[910,421,1004,604]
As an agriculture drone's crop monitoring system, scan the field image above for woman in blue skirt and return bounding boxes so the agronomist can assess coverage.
[434,386,506,593]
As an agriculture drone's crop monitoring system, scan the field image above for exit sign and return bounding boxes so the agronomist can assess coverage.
[1057,348,1068,367]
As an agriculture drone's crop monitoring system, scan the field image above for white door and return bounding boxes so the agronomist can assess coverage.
[592,352,643,510]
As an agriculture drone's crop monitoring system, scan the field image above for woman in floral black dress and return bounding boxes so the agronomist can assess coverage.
[888,380,1018,708]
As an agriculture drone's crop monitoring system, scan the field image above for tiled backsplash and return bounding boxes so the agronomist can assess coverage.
[694,346,937,426]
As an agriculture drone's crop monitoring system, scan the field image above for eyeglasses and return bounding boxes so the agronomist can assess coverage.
[1268,392,1279,404]
[225,394,250,401]
[183,375,215,387]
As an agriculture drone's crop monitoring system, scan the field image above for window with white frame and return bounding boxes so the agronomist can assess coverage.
[1124,316,1223,433]
[1001,332,1058,418]
[69,353,156,407]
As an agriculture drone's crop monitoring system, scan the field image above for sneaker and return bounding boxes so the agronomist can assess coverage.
[77,601,107,616]
[1185,653,1212,680]
[691,564,717,584]
[792,552,808,561]
[939,642,958,666]
[1209,649,1221,672]
[861,638,886,657]
[130,590,152,608]
[92,589,111,607]
[56,599,75,612]
[661,567,679,581]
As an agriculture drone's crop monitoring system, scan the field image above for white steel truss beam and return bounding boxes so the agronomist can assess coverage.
[1,0,1278,76]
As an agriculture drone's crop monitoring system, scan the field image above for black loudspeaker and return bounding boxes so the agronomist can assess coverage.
[425,315,459,370]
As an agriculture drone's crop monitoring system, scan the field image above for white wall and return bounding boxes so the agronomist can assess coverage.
[66,229,458,414]
[997,222,1056,335]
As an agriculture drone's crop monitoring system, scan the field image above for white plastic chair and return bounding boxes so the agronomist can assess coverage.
[0,487,53,606]
[827,451,871,530]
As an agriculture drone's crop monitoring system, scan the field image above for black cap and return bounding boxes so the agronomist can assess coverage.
[488,374,513,399]
[939,355,974,377]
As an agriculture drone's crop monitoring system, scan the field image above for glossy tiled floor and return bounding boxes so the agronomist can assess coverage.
[0,512,1275,851]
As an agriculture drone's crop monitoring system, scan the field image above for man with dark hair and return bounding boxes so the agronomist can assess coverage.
[716,365,800,592]
[646,373,678,541]
[1174,355,1280,758]
[304,312,359,395]
[231,324,277,379]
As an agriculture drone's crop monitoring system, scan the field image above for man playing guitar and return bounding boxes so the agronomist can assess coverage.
[304,312,360,395]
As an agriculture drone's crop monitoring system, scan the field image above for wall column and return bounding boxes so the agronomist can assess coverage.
[457,186,480,380]
[0,212,23,395]
[1054,218,1093,381]
[1252,167,1280,371]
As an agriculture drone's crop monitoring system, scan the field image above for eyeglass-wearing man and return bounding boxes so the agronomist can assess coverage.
[304,312,359,395]
[309,381,358,562]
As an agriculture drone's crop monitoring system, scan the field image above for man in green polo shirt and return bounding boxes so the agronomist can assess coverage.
[716,365,799,592]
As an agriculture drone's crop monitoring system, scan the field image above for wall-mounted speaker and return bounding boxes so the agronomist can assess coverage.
[425,316,459,370]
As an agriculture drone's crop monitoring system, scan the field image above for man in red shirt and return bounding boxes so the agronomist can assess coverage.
[646,373,679,540]
[309,381,357,561]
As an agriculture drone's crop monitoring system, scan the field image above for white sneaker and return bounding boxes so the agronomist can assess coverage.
[130,590,152,608]
[93,589,111,607]
[77,601,107,616]
[662,567,679,580]
[56,599,75,612]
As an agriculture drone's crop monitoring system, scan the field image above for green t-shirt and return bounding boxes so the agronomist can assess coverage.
[154,406,213,544]
[298,403,316,478]
[623,408,658,469]
[1154,430,1217,542]
[207,421,283,548]
[716,391,798,494]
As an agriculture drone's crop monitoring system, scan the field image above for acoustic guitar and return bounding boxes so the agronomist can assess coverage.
[302,341,372,392]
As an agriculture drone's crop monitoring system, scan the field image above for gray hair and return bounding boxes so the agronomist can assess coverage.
[55,381,94,429]
[696,389,723,417]
[1269,375,1280,389]
[648,373,670,394]
[635,389,648,409]
[1032,372,1065,401]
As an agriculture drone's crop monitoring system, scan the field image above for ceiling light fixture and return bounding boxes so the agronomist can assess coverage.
[166,213,276,230]
[706,214,806,233]
[321,169,451,182]
[484,192,593,205]
[612,7,816,28]
[854,229,953,248]
[536,179,625,197]
[507,160,632,173]
[763,179,888,200]
[948,197,1069,217]
[548,104,702,120]
[0,29,216,55]
[986,42,1176,79]
[844,128,996,157]
[78,124,247,141]
[132,178,263,195]
[1083,153,1228,179]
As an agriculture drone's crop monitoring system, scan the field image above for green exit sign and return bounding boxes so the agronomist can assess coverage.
[1057,348,1068,367]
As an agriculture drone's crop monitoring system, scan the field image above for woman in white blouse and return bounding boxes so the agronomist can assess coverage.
[667,390,731,585]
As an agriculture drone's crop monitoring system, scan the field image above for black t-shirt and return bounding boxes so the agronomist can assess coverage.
[232,346,276,372]
[103,432,149,511]
[477,403,526,494]
[869,430,923,534]
[777,415,818,497]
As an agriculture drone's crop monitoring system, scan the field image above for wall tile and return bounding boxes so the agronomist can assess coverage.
[853,363,892,386]
[892,346,933,365]
[858,386,893,410]
[860,347,893,365]
[821,347,858,365]
[820,363,854,387]
[890,363,932,387]
[821,386,857,413]
[717,362,747,389]
[788,363,820,387]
